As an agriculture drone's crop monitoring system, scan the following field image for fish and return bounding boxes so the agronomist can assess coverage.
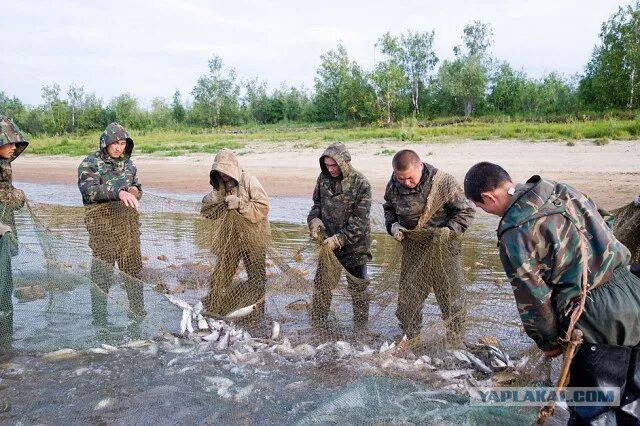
[164,294,193,312]
[435,369,474,380]
[271,321,281,340]
[121,340,150,349]
[197,314,209,331]
[217,332,230,350]
[180,308,192,335]
[202,329,221,342]
[101,344,119,352]
[86,347,110,355]
[94,397,115,411]
[225,302,260,319]
[43,348,79,361]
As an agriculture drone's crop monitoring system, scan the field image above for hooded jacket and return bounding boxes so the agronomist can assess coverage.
[78,123,141,206]
[201,150,270,235]
[0,115,29,233]
[498,175,631,351]
[307,143,372,268]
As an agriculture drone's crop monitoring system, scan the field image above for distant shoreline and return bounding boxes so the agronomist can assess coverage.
[13,139,638,210]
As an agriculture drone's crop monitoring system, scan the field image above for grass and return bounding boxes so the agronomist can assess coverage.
[27,118,640,156]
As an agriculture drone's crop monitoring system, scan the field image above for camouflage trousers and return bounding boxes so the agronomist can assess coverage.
[395,236,466,344]
[202,243,266,318]
[310,251,370,331]
[0,234,16,343]
[87,229,144,325]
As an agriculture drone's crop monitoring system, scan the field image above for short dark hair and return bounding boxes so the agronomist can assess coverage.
[392,149,421,171]
[464,162,512,203]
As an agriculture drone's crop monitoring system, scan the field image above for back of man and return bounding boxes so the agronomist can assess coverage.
[464,162,640,424]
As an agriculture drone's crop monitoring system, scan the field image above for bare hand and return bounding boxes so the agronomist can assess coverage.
[119,190,140,209]
[127,187,141,200]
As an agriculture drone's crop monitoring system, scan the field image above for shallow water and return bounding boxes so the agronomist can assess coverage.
[0,182,539,424]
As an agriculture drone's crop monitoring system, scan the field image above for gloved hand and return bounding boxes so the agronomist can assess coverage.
[225,194,241,210]
[10,188,25,208]
[127,186,141,200]
[0,223,12,236]
[391,222,406,242]
[433,226,451,239]
[634,195,640,207]
[323,234,342,251]
[309,218,325,239]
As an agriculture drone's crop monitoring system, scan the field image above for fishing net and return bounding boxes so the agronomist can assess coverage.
[612,202,640,264]
[0,186,550,424]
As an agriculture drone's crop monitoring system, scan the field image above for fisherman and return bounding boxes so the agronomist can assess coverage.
[464,162,640,424]
[307,142,372,334]
[201,150,270,321]
[383,150,474,347]
[78,122,145,325]
[0,116,28,341]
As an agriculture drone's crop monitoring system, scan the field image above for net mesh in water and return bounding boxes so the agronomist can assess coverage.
[0,190,554,424]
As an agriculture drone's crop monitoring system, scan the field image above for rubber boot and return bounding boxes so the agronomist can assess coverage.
[568,341,632,424]
[619,347,640,423]
[352,294,369,335]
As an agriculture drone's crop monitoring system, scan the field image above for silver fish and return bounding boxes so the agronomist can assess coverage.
[217,332,230,350]
[225,302,259,319]
[271,321,281,340]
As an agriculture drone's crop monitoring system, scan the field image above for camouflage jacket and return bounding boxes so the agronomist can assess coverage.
[0,116,29,235]
[78,151,142,205]
[0,159,26,234]
[498,176,631,351]
[383,162,474,235]
[307,143,372,268]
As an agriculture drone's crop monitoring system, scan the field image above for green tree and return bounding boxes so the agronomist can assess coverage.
[191,55,240,127]
[437,21,493,116]
[313,44,376,122]
[76,93,106,131]
[150,97,172,128]
[0,92,28,129]
[110,93,139,127]
[41,84,69,134]
[488,62,528,114]
[579,1,640,109]
[379,30,438,116]
[66,84,85,131]
[371,60,408,123]
[171,90,186,124]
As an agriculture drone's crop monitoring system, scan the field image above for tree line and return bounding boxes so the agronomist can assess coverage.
[2,2,639,136]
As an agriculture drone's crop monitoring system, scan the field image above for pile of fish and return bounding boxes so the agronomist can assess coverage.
[40,295,538,398]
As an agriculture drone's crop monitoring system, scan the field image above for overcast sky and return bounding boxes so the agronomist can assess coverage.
[1,0,633,107]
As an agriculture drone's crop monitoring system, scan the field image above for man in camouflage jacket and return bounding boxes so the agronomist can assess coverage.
[383,150,474,345]
[307,142,372,332]
[0,116,29,340]
[464,162,640,424]
[78,123,145,325]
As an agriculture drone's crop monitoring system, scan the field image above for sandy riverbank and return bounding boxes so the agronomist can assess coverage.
[12,139,639,210]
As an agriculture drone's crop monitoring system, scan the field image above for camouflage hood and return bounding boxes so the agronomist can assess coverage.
[497,176,562,239]
[210,150,241,189]
[99,123,134,159]
[320,142,352,179]
[0,115,28,162]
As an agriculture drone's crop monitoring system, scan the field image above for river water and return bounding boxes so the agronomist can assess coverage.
[0,182,540,425]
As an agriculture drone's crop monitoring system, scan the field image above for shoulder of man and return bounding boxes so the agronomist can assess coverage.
[78,152,101,171]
